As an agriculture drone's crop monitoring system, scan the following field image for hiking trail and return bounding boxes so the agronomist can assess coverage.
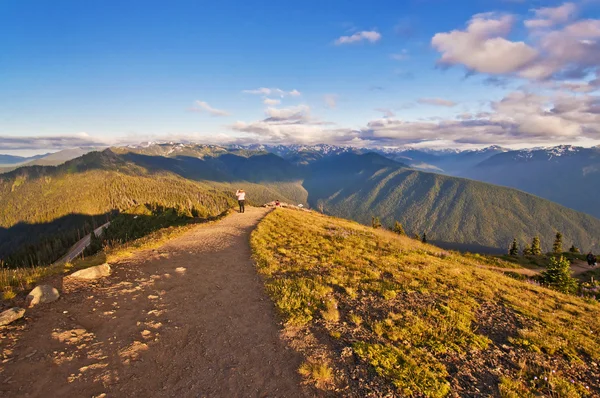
[0,207,307,397]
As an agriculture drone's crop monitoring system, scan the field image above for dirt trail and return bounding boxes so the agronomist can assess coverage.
[0,207,308,397]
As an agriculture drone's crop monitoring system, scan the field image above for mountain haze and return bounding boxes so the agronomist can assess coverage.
[462,145,600,218]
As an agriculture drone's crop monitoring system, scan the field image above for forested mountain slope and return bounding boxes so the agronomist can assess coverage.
[304,153,600,252]
[462,145,600,218]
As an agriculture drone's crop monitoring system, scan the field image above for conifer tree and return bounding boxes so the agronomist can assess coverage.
[371,216,381,229]
[569,245,580,254]
[541,256,578,294]
[522,244,532,256]
[509,238,519,256]
[414,233,421,241]
[422,232,428,244]
[531,236,542,256]
[553,232,563,254]
[392,221,406,235]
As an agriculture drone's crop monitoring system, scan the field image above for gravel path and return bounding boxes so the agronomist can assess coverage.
[0,207,307,397]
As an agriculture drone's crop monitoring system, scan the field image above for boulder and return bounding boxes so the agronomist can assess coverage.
[27,285,60,307]
[69,263,111,280]
[0,307,26,326]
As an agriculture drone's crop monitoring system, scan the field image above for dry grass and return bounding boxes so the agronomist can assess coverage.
[298,360,335,389]
[251,208,600,397]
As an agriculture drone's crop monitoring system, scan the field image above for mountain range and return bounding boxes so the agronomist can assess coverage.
[461,145,600,218]
[0,147,102,173]
[2,143,600,267]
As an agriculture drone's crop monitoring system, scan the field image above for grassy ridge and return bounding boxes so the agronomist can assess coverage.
[251,208,600,397]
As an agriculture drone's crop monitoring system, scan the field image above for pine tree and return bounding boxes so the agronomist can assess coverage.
[392,221,405,235]
[541,256,578,294]
[569,245,580,254]
[509,238,519,256]
[522,244,532,256]
[531,236,542,256]
[371,216,382,229]
[422,232,428,244]
[553,232,563,254]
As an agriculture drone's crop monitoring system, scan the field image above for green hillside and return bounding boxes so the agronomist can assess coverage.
[304,153,600,252]
[0,149,307,266]
[251,208,600,397]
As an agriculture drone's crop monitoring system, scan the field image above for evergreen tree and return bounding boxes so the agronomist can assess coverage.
[553,232,563,254]
[531,236,542,256]
[422,232,428,244]
[522,244,532,256]
[85,230,104,256]
[414,233,421,241]
[392,221,406,235]
[569,245,580,254]
[509,238,519,256]
[371,216,382,229]
[540,256,578,294]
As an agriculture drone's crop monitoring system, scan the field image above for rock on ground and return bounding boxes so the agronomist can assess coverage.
[69,263,112,280]
[27,285,60,307]
[0,307,26,326]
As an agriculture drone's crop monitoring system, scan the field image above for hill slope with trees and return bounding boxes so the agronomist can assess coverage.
[304,153,600,253]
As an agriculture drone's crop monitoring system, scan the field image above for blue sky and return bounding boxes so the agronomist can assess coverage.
[1,0,600,154]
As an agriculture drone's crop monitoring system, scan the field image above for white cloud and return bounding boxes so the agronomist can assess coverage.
[265,105,312,122]
[324,94,338,109]
[263,98,281,106]
[190,101,230,117]
[334,30,382,45]
[525,2,577,29]
[243,87,302,98]
[418,98,457,107]
[357,91,600,146]
[375,108,396,118]
[432,13,538,75]
[432,8,600,82]
[0,134,110,151]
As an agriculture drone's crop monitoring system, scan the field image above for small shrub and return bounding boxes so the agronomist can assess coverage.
[321,297,340,323]
[540,256,578,294]
[349,313,363,326]
[392,221,405,235]
[299,361,334,389]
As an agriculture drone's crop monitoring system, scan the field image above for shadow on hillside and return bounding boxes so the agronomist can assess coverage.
[432,240,504,255]
[0,212,113,266]
[1,207,233,269]
[122,152,303,183]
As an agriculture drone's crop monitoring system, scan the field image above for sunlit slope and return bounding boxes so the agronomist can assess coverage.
[251,208,600,397]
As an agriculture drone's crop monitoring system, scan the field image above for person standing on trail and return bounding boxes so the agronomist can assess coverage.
[587,252,597,267]
[236,189,246,213]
